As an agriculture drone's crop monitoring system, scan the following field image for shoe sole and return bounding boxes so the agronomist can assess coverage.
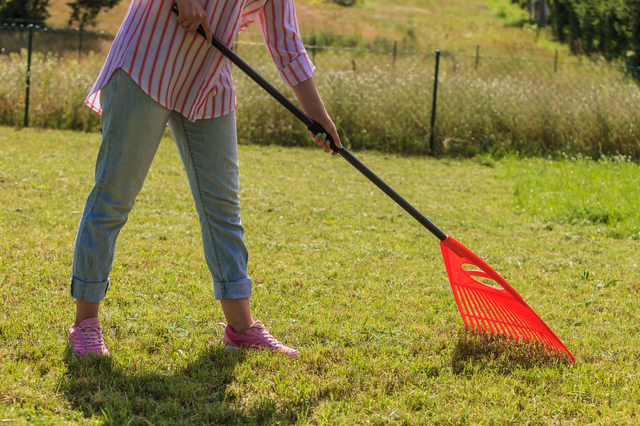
[224,344,242,352]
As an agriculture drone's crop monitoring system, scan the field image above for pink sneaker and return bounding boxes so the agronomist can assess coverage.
[220,321,298,359]
[69,318,109,356]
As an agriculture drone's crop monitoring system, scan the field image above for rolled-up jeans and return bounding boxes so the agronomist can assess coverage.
[71,68,251,302]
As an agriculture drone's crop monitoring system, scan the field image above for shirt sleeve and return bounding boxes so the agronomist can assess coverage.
[255,0,316,87]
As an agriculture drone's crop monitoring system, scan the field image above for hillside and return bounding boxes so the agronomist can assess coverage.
[45,0,569,59]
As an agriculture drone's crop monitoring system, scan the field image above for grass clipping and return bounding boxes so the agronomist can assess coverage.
[451,328,571,373]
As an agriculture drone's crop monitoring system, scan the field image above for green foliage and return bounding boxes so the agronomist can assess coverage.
[67,0,122,28]
[490,0,532,26]
[548,0,637,63]
[0,0,50,25]
[328,0,359,6]
[511,0,530,9]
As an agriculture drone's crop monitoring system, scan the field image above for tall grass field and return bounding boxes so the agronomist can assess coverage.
[1,127,640,424]
[1,41,639,159]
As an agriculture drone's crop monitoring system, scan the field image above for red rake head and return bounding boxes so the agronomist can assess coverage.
[440,237,574,362]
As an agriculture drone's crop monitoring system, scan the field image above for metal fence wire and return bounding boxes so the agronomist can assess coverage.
[2,24,639,158]
[0,24,112,131]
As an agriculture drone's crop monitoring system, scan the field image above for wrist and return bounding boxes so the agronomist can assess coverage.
[307,112,328,124]
[304,105,329,122]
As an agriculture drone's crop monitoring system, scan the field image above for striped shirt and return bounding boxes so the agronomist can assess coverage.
[85,0,315,121]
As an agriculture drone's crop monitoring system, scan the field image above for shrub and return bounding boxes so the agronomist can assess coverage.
[548,0,638,65]
[328,0,359,6]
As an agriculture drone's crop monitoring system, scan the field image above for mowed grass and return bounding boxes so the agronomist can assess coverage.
[1,126,640,424]
[510,155,640,240]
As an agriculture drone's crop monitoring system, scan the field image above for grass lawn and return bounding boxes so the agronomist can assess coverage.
[1,126,639,424]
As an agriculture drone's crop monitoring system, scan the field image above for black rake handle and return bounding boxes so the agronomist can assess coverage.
[171,3,447,241]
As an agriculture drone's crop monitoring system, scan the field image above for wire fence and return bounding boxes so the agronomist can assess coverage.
[2,24,639,159]
[0,24,112,131]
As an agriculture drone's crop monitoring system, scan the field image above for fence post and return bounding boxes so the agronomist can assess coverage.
[24,24,34,128]
[554,49,558,73]
[429,50,441,155]
[625,54,638,77]
[78,22,83,60]
[475,45,479,70]
[311,34,316,63]
[393,40,397,66]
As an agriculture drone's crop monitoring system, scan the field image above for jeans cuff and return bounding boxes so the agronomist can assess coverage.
[214,278,252,300]
[70,276,109,302]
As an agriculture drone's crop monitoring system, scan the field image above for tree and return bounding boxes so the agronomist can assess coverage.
[0,0,50,26]
[547,0,637,64]
[627,0,640,55]
[67,0,122,28]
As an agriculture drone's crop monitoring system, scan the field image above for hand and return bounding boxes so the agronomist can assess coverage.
[173,0,212,44]
[310,115,342,154]
[291,77,342,155]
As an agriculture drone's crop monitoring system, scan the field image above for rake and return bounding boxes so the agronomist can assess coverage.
[171,4,575,362]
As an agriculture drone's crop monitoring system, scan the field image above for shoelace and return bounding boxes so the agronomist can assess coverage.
[250,326,282,348]
[77,324,105,351]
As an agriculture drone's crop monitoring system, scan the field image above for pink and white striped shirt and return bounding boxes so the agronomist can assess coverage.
[85,0,315,121]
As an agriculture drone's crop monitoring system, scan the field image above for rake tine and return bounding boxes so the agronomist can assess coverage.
[463,287,488,333]
[500,296,535,339]
[484,293,523,340]
[509,304,549,345]
[463,283,510,336]
[505,300,535,342]
[530,331,553,351]
[463,289,484,330]
[486,293,520,338]
[468,288,499,335]
[497,298,524,340]
[451,288,471,329]
[458,287,481,331]
[475,290,511,337]
[510,300,547,342]
[484,292,530,342]
[500,301,533,341]
[451,288,465,321]
[542,332,561,351]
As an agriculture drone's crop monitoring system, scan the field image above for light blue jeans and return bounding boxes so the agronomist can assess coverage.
[71,68,251,302]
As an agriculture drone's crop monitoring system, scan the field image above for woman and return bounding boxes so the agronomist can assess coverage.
[68,0,341,359]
